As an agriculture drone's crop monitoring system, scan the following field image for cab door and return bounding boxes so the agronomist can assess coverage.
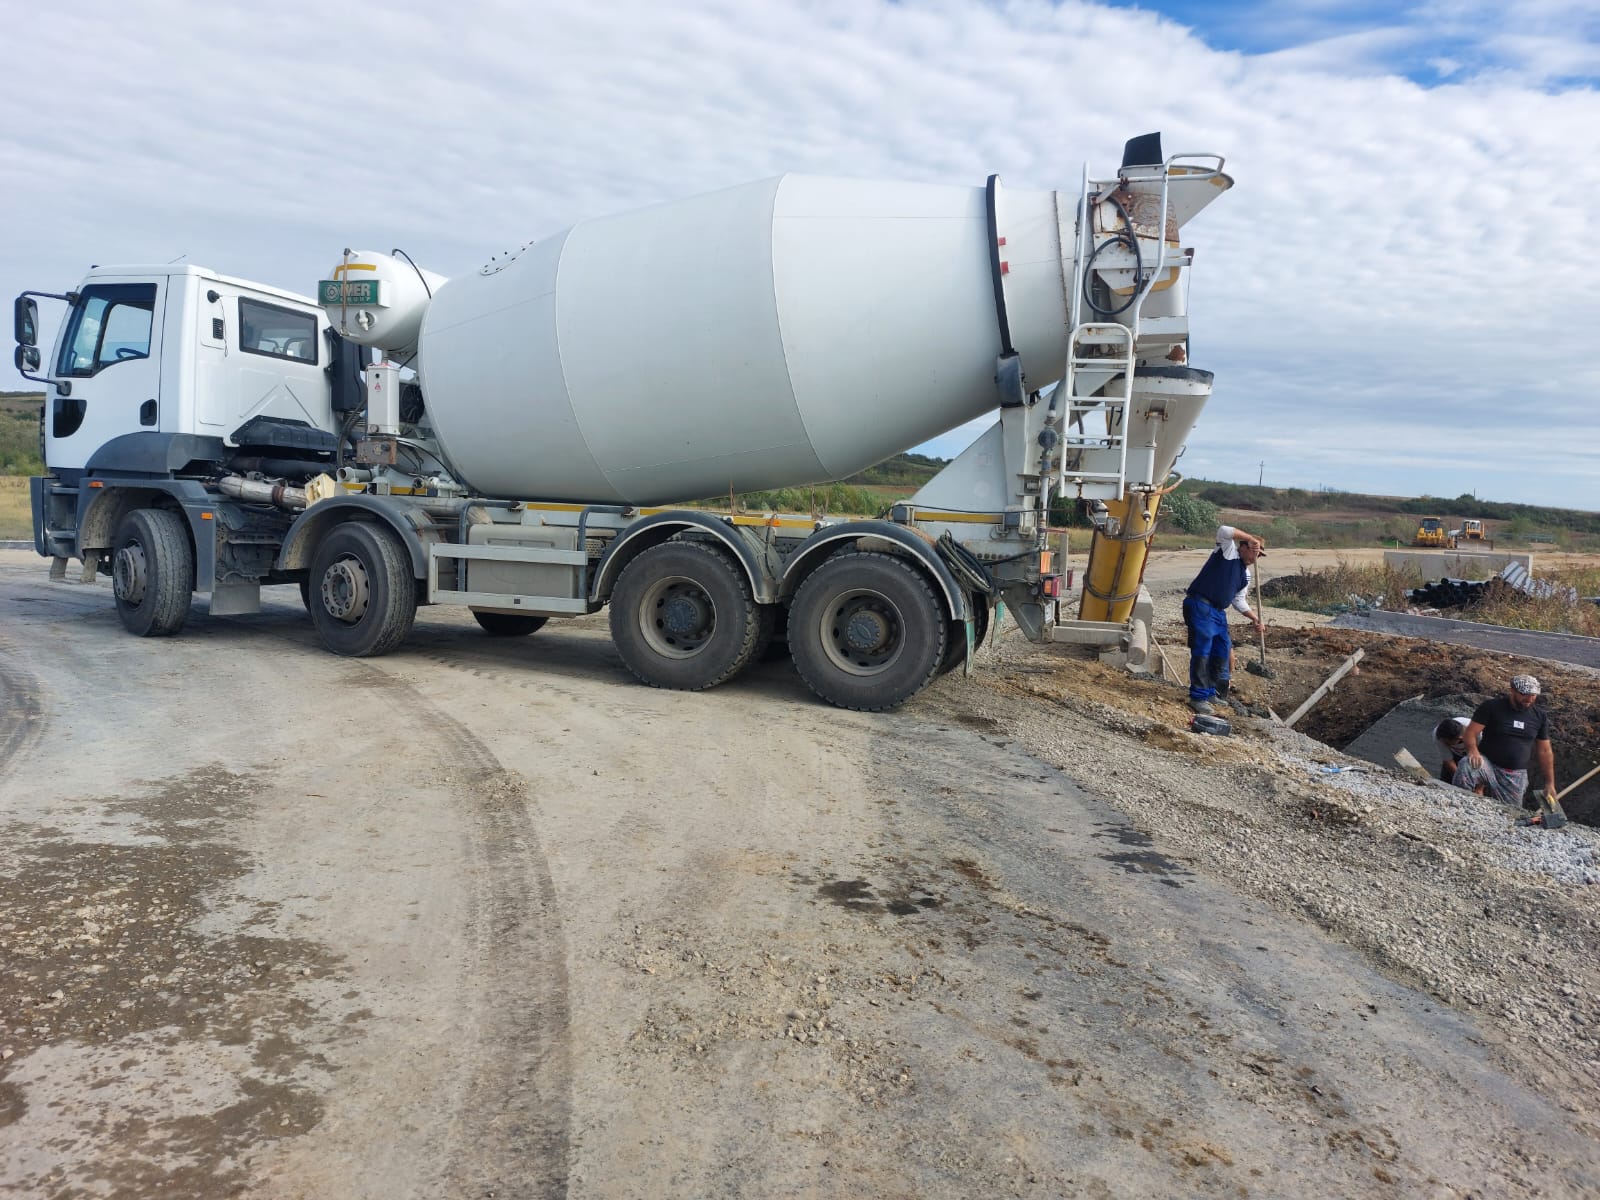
[46,281,166,472]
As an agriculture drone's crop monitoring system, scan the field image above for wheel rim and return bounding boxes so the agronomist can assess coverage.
[321,555,371,623]
[819,588,904,676]
[639,575,715,658]
[113,543,147,606]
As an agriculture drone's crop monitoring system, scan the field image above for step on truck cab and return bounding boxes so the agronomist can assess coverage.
[16,133,1232,710]
[17,266,365,625]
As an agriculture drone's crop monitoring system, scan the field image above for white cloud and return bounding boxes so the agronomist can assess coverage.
[1,0,1595,507]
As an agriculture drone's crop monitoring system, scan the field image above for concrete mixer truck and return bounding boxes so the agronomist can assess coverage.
[15,133,1232,710]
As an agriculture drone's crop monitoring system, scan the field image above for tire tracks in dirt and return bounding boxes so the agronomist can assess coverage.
[262,628,574,1199]
[0,634,46,788]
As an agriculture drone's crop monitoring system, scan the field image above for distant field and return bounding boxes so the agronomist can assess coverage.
[1180,475,1600,554]
[1,392,44,475]
[0,476,33,540]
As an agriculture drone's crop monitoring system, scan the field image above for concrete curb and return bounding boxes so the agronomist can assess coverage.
[1332,610,1600,671]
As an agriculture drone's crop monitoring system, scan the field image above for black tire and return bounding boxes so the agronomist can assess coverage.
[752,603,788,663]
[298,578,313,614]
[609,541,761,691]
[938,594,991,676]
[308,521,416,656]
[472,609,549,637]
[111,508,194,637]
[789,552,947,711]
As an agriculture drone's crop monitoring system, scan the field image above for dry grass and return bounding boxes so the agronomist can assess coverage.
[1266,559,1425,612]
[1474,566,1600,638]
[0,476,33,540]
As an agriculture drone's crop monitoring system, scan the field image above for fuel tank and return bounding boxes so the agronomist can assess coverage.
[411,175,1076,504]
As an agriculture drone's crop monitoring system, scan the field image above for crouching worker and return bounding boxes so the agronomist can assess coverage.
[1182,525,1266,716]
[1432,715,1472,782]
[1451,674,1557,807]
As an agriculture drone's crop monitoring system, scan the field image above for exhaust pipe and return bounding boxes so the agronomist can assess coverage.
[217,474,308,511]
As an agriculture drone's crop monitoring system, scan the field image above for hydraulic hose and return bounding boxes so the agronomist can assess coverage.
[1082,192,1145,319]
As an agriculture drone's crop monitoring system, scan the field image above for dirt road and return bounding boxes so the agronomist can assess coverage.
[2,548,1596,1197]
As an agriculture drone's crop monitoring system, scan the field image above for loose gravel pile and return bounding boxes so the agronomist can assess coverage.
[937,605,1600,1123]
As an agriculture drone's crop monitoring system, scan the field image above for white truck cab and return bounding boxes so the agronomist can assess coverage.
[32,266,338,473]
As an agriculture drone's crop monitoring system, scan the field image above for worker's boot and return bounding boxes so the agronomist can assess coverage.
[1187,698,1215,716]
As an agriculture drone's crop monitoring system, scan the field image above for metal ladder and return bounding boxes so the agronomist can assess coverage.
[1054,155,1183,500]
[1057,322,1135,498]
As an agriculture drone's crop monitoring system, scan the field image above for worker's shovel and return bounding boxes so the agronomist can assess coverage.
[1244,570,1275,679]
[1519,761,1600,830]
[1518,791,1569,830]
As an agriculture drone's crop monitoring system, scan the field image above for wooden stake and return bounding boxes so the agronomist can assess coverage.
[1151,636,1182,686]
[1284,648,1365,728]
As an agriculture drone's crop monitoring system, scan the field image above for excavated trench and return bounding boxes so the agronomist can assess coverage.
[1234,626,1600,825]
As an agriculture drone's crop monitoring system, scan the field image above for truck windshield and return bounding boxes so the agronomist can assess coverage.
[55,283,157,378]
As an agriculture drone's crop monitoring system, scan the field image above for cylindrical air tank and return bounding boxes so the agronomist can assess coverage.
[411,175,1076,505]
[324,251,448,357]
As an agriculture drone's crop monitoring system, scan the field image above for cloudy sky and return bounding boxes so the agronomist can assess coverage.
[4,0,1596,507]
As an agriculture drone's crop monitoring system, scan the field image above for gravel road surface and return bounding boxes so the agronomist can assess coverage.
[2,548,1597,1198]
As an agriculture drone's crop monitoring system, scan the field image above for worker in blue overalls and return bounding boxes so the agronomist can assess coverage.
[1183,525,1267,715]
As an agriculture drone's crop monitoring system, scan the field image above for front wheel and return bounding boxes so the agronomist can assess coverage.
[112,508,194,637]
[609,541,761,690]
[308,522,416,656]
[789,552,947,711]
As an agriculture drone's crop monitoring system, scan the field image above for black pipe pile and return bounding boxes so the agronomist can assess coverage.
[1408,577,1492,609]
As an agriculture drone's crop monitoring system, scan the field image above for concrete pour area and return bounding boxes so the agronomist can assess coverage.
[1248,625,1600,826]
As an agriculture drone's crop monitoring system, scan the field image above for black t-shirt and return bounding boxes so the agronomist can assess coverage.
[1471,696,1551,771]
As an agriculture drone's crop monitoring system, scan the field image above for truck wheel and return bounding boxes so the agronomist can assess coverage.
[112,509,194,637]
[472,610,549,637]
[790,552,947,711]
[752,603,787,663]
[938,594,990,676]
[308,522,416,657]
[609,541,761,690]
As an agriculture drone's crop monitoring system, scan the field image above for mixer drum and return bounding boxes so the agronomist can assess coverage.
[416,174,1074,505]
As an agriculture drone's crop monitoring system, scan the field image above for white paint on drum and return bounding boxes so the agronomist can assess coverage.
[417,174,1073,505]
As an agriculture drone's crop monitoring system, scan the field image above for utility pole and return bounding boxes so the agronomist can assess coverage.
[1258,460,1264,487]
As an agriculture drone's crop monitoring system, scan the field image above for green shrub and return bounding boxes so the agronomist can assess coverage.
[1162,489,1220,535]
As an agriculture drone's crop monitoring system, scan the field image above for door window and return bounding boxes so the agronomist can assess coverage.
[55,283,157,377]
[239,298,318,364]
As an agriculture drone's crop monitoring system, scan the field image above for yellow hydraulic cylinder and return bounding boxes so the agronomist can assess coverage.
[1078,490,1162,623]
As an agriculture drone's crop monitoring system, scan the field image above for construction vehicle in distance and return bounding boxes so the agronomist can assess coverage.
[14,133,1232,711]
[1413,517,1451,548]
[1457,518,1492,547]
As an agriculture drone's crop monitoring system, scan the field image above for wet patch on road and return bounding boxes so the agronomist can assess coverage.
[0,765,360,1196]
[1092,824,1194,888]
[803,873,944,917]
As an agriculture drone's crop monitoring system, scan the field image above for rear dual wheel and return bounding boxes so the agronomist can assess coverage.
[610,541,762,691]
[789,552,947,711]
[938,594,991,676]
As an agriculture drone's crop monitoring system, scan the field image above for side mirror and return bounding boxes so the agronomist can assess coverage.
[14,344,40,373]
[14,296,38,346]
